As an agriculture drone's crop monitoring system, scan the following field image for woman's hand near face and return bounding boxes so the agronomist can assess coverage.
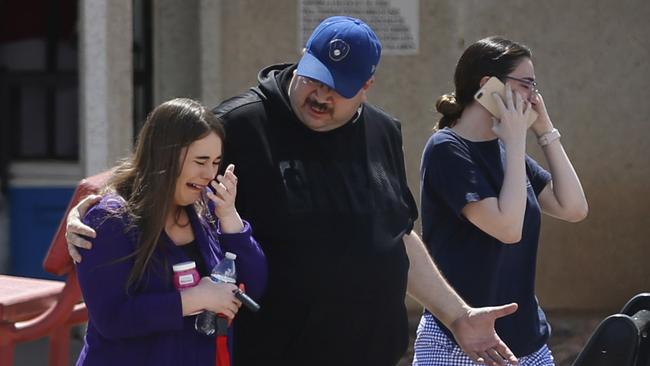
[463,84,529,244]
[529,92,555,136]
[207,163,244,233]
[491,83,530,149]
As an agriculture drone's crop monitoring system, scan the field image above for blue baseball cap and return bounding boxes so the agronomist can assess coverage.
[296,16,382,99]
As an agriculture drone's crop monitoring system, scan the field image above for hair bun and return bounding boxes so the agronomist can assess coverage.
[435,93,462,118]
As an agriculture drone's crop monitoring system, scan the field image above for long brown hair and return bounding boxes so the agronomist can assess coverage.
[435,36,532,130]
[105,98,225,290]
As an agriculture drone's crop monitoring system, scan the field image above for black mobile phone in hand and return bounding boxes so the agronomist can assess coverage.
[201,181,217,207]
[474,77,538,127]
[207,180,217,195]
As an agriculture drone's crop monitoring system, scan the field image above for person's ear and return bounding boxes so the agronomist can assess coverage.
[358,77,374,102]
[362,77,374,91]
[479,76,491,88]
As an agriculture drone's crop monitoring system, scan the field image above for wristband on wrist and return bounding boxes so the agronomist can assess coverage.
[538,128,561,146]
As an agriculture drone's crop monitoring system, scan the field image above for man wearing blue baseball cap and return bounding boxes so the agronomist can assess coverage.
[66,16,518,366]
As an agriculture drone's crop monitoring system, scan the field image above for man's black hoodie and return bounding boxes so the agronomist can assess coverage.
[214,63,418,366]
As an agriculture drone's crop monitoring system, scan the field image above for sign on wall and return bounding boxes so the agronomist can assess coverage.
[299,0,419,55]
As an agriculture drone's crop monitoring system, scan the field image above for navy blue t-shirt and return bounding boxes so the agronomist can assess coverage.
[420,128,552,357]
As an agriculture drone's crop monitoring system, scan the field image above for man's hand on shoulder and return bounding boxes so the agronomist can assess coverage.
[66,194,102,263]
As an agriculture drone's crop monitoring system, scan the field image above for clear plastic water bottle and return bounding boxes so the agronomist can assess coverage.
[194,252,237,336]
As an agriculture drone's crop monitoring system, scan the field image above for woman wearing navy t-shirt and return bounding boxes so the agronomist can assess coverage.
[413,37,588,366]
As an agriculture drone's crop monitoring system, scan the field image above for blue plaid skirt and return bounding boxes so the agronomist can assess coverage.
[413,313,554,366]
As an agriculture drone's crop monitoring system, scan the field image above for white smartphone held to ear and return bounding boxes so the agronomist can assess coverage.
[474,76,538,127]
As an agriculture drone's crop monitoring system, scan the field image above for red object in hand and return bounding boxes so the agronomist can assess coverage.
[215,285,247,366]
[216,331,230,366]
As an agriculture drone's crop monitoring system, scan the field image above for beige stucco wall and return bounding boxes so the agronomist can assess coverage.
[172,0,650,312]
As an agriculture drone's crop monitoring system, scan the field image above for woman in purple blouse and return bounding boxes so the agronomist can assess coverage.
[75,98,267,365]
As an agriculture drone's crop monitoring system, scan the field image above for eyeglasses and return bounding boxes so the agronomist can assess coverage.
[298,76,332,93]
[503,76,539,94]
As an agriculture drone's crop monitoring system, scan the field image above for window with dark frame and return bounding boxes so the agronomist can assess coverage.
[0,0,79,163]
[0,0,153,193]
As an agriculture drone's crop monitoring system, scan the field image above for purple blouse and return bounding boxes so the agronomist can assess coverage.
[75,195,267,365]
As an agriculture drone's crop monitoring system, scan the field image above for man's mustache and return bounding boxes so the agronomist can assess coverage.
[306,98,332,113]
